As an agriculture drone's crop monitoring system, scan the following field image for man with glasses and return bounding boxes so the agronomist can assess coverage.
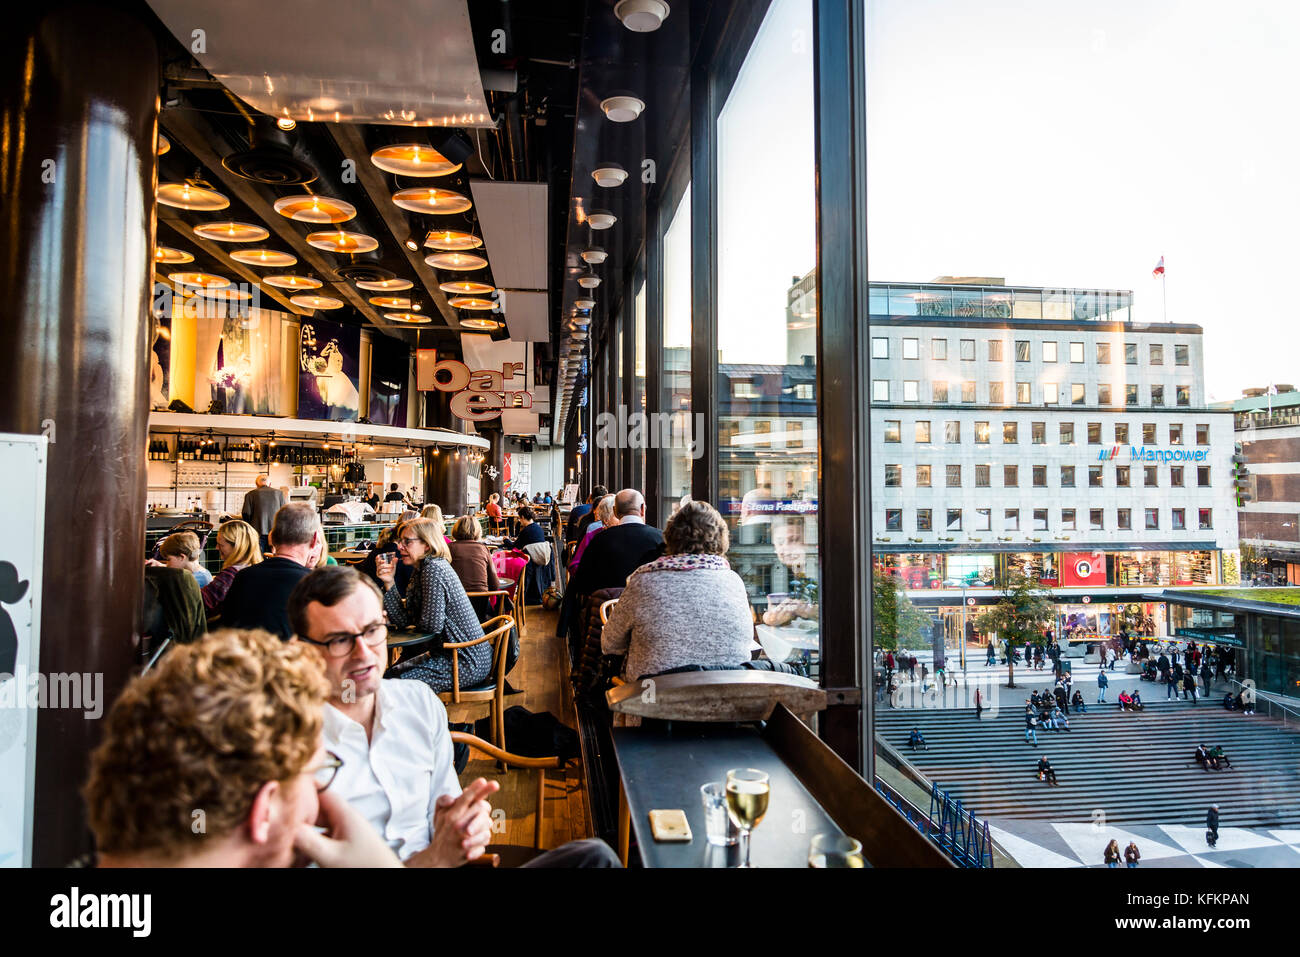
[85,628,401,867]
[290,566,620,867]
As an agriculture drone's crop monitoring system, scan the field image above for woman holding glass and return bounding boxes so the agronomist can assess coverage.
[376,517,490,693]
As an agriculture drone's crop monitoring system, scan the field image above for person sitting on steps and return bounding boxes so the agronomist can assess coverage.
[1036,756,1058,786]
[907,727,928,752]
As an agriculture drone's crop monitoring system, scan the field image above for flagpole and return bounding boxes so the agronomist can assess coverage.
[1162,270,1167,323]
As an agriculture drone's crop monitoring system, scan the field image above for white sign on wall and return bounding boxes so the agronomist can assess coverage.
[0,434,48,868]
[506,452,532,494]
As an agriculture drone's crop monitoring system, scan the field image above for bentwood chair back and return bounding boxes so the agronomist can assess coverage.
[439,614,515,764]
[450,731,562,864]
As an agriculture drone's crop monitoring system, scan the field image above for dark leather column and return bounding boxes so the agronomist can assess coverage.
[423,390,468,516]
[0,5,158,863]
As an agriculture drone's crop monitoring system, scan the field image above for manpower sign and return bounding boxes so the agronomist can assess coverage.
[1097,446,1211,463]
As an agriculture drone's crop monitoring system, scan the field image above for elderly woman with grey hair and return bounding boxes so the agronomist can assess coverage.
[601,500,754,681]
[568,493,616,571]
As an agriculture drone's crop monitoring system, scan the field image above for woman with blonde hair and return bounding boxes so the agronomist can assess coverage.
[201,520,262,612]
[376,517,488,693]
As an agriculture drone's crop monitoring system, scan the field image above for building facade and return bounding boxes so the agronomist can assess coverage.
[1232,387,1300,584]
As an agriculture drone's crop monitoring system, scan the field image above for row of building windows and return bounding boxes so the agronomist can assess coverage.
[871,337,1190,367]
[870,379,1193,407]
[882,506,1214,532]
[882,420,1212,446]
[883,462,1212,489]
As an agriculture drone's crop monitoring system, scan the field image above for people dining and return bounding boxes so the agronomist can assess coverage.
[572,485,609,544]
[202,519,263,613]
[565,485,607,546]
[220,503,321,640]
[502,505,546,551]
[288,566,620,868]
[448,515,503,619]
[84,627,401,868]
[601,500,752,681]
[568,494,615,571]
[375,517,490,693]
[152,531,212,588]
[485,492,504,531]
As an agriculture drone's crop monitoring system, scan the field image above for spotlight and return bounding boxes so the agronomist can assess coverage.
[277,116,297,131]
[405,238,419,251]
[615,0,670,32]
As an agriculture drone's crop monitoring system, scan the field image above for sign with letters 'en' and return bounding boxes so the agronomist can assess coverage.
[415,352,532,423]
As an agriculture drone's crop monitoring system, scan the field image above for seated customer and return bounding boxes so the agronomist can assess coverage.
[501,505,546,552]
[153,531,213,588]
[568,494,615,572]
[221,503,321,639]
[290,566,620,868]
[84,627,401,867]
[448,514,503,619]
[355,522,412,594]
[202,519,263,613]
[376,517,490,693]
[601,500,752,681]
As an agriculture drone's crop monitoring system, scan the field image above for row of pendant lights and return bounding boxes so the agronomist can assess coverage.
[560,5,665,425]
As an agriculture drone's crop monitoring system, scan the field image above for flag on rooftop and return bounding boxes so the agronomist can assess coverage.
[1152,256,1165,278]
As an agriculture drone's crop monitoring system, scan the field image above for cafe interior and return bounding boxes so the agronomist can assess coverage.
[1,0,934,870]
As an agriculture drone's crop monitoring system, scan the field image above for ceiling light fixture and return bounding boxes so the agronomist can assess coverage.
[448,296,497,310]
[592,163,628,187]
[276,116,297,131]
[438,280,495,296]
[167,271,230,289]
[368,296,412,309]
[599,95,645,123]
[355,277,414,292]
[230,248,298,267]
[460,317,502,331]
[577,273,601,289]
[580,246,607,265]
[154,246,194,264]
[273,194,357,224]
[157,134,171,156]
[424,251,488,271]
[424,229,483,251]
[289,294,345,310]
[391,187,472,214]
[574,297,596,310]
[264,274,323,290]
[370,144,461,177]
[193,221,268,242]
[586,209,617,229]
[305,230,379,253]
[614,0,670,31]
[157,182,230,211]
[384,312,432,324]
[405,238,419,251]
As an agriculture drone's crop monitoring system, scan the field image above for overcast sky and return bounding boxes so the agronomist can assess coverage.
[865,0,1300,402]
[712,0,1298,402]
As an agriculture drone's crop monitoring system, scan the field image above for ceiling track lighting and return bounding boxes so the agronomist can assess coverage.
[586,209,617,230]
[580,246,607,265]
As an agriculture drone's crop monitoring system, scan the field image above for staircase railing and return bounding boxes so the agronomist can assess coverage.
[1224,677,1300,729]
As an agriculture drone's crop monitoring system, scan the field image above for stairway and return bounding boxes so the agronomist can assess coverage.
[876,701,1300,828]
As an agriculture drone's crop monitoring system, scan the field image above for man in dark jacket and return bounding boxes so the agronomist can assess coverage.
[568,490,664,598]
[565,486,607,545]
[1206,805,1220,846]
[221,503,319,639]
[241,474,286,553]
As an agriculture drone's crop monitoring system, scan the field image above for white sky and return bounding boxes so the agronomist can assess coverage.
[713,0,1300,401]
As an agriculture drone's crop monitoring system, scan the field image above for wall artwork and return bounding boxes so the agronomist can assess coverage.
[298,317,361,421]
[149,314,171,410]
[195,306,283,414]
[368,335,409,427]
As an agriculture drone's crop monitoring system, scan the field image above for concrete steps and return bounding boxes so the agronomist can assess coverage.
[876,701,1300,828]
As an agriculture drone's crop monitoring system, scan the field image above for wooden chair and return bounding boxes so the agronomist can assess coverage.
[598,598,617,626]
[451,731,562,867]
[438,615,515,767]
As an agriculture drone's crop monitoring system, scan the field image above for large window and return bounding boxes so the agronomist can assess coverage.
[660,185,692,521]
[717,0,819,651]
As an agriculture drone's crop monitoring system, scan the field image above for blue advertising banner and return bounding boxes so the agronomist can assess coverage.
[368,335,409,427]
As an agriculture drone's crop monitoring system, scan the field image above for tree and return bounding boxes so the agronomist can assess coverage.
[973,572,1054,688]
[873,570,930,655]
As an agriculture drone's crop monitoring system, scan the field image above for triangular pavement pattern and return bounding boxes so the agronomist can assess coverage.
[1191,855,1226,868]
[1268,829,1300,845]
[987,824,1082,868]
[1052,822,1184,863]
[1157,825,1281,854]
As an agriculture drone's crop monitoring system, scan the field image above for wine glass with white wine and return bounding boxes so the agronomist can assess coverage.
[724,768,770,868]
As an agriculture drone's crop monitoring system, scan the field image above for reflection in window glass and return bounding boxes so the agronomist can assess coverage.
[660,185,692,521]
[717,0,818,671]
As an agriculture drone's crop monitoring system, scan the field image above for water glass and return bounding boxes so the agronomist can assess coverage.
[808,833,865,868]
[700,782,739,846]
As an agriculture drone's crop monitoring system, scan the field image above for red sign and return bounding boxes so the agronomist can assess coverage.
[1062,551,1107,587]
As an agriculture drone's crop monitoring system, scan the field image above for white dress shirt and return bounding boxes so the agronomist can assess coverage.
[323,679,461,861]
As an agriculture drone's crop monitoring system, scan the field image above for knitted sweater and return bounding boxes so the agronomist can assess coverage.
[601,555,754,681]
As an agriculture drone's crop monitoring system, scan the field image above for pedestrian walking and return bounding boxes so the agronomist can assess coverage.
[1103,840,1120,868]
[1124,842,1141,868]
[1183,671,1198,703]
[1206,804,1220,847]
[1097,669,1109,703]
[975,687,984,718]
[1024,706,1039,746]
[1166,669,1179,699]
